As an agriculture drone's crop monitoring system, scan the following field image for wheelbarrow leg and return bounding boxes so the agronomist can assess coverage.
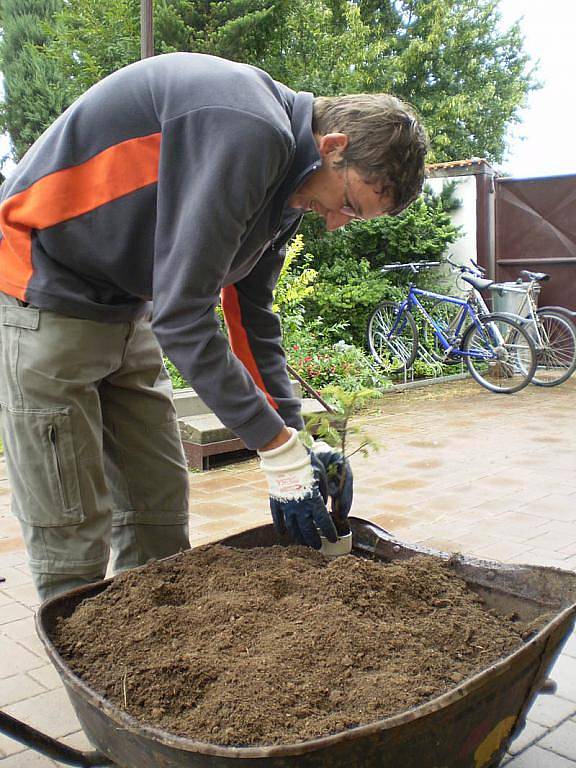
[0,710,113,766]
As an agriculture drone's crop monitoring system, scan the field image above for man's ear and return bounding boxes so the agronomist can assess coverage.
[317,133,349,157]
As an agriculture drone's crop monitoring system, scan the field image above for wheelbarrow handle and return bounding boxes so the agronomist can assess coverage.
[0,710,113,766]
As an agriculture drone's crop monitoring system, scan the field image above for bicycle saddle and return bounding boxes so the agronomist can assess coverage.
[461,274,495,291]
[520,269,550,282]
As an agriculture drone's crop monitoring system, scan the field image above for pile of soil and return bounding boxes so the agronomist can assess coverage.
[53,545,543,746]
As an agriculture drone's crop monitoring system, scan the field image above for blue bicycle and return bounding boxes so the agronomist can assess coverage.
[366,261,538,394]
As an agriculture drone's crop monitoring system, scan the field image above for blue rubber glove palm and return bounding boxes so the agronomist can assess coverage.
[259,428,338,549]
[310,441,353,535]
[269,484,338,548]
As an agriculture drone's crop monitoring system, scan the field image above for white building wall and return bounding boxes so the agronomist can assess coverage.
[427,175,477,268]
[427,174,479,295]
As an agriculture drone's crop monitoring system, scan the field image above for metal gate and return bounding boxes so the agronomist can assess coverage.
[495,174,576,309]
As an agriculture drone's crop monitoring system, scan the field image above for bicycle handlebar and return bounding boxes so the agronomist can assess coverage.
[445,255,486,276]
[380,261,441,273]
[445,257,548,286]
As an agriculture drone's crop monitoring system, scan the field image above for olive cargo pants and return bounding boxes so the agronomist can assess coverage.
[0,293,190,601]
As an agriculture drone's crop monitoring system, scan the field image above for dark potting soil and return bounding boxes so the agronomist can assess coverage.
[53,545,544,746]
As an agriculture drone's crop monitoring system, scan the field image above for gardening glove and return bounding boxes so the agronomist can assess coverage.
[310,441,353,535]
[259,428,338,549]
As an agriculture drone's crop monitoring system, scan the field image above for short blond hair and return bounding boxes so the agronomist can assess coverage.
[313,93,428,213]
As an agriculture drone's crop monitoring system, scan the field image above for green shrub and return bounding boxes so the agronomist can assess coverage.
[305,260,404,344]
[274,241,391,392]
[287,335,390,393]
[298,187,462,347]
[164,356,188,390]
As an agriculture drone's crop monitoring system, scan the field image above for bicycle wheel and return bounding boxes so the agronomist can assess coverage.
[421,297,464,365]
[462,312,537,394]
[528,309,576,387]
[366,301,418,374]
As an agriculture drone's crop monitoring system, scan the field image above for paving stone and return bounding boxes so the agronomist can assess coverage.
[508,720,548,755]
[187,474,254,493]
[187,529,213,546]
[0,553,26,570]
[478,512,550,543]
[0,637,45,677]
[195,518,253,536]
[0,567,32,589]
[16,635,49,661]
[27,665,64,691]
[186,500,248,519]
[0,674,45,707]
[527,523,576,553]
[59,729,94,752]
[186,512,213,527]
[0,750,58,766]
[562,555,576,571]
[466,540,536,563]
[0,616,36,641]
[527,692,576,729]
[4,688,81,741]
[518,494,576,523]
[0,730,23,759]
[0,604,33,626]
[218,487,271,505]
[0,584,39,610]
[0,538,25,557]
[549,654,576,703]
[515,550,576,568]
[539,721,576,762]
[0,518,21,537]
[562,630,576,659]
[413,536,464,554]
[12,564,31,577]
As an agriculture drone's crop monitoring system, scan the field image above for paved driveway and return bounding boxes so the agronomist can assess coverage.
[0,377,575,766]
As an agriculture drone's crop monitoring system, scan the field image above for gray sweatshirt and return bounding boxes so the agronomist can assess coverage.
[0,53,322,448]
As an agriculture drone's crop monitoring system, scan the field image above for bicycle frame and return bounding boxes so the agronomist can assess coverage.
[490,282,542,333]
[391,284,500,360]
[368,259,541,392]
[462,272,545,345]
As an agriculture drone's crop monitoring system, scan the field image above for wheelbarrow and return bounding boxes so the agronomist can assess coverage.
[1,517,575,768]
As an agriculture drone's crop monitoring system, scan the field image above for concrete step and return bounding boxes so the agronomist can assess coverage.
[173,381,304,418]
[178,398,327,445]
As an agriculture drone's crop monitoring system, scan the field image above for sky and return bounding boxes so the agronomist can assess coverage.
[497,0,576,179]
[1,1,575,181]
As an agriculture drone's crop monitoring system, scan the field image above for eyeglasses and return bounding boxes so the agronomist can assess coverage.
[339,164,404,220]
[339,164,361,220]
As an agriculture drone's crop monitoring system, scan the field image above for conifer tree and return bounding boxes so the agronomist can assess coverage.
[0,0,69,160]
[2,0,537,164]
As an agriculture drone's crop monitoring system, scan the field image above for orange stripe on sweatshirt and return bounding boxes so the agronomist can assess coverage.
[0,133,161,299]
[221,285,279,411]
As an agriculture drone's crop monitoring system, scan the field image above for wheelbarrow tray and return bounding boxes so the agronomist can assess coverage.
[35,518,576,768]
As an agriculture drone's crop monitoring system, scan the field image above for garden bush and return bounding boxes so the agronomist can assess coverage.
[298,185,461,347]
[274,236,391,391]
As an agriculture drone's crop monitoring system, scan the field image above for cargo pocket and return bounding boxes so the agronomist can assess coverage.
[0,303,40,409]
[2,406,84,526]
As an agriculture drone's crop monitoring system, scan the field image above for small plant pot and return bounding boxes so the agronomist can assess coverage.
[320,532,353,558]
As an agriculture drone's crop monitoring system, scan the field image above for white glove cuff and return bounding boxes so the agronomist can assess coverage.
[258,428,314,501]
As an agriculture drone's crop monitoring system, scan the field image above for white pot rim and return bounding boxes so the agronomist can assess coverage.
[319,531,353,558]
